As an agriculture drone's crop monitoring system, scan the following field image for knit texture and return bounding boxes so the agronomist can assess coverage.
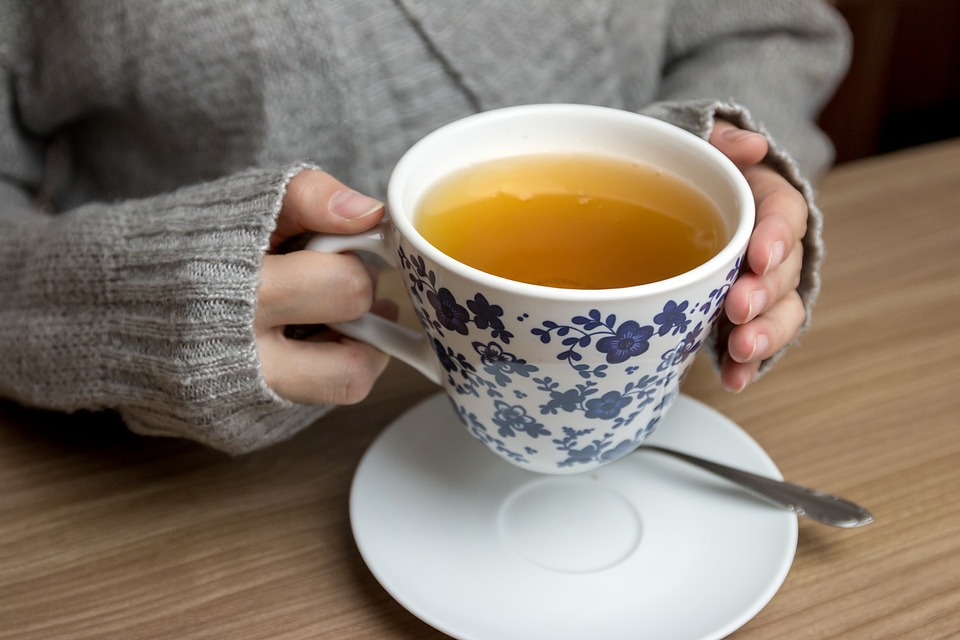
[0,0,851,453]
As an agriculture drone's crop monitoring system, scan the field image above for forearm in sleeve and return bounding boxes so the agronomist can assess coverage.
[0,165,332,454]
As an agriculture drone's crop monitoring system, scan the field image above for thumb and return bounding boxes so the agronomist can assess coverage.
[272,169,385,248]
[708,120,768,169]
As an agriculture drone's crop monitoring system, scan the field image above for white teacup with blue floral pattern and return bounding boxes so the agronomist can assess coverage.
[308,104,754,474]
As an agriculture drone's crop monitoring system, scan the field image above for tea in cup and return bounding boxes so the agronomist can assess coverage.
[308,104,754,474]
[415,152,727,289]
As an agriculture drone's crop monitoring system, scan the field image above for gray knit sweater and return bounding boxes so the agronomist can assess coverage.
[0,1,850,454]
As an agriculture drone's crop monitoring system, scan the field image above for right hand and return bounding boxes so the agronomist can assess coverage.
[708,121,808,392]
[255,169,398,405]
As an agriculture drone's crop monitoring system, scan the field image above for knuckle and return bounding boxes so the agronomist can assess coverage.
[283,169,341,222]
[779,244,804,292]
[333,257,376,318]
[760,184,808,239]
[788,267,803,292]
[778,292,806,341]
[778,189,808,234]
[786,289,806,315]
[285,170,317,212]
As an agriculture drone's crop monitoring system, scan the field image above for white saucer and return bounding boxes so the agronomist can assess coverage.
[350,393,797,640]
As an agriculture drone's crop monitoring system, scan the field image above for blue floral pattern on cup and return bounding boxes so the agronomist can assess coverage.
[399,244,742,472]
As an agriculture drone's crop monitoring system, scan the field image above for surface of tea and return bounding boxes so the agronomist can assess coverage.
[414,153,727,289]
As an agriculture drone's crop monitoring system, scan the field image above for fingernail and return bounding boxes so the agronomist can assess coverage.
[722,127,758,142]
[731,373,749,393]
[765,241,785,275]
[330,190,383,220]
[750,334,770,361]
[723,358,751,393]
[748,290,767,322]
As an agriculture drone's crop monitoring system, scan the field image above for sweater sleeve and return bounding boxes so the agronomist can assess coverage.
[0,3,335,454]
[0,165,333,454]
[636,0,851,374]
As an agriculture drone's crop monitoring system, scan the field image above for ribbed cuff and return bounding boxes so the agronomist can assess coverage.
[1,163,332,453]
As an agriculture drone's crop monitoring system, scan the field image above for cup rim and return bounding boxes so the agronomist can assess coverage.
[387,104,755,301]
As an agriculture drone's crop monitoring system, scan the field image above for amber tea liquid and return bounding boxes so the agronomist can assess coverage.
[414,153,728,289]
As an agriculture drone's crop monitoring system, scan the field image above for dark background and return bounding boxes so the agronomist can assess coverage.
[818,0,960,164]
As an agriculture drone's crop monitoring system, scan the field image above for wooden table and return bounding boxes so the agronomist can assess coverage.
[2,139,959,639]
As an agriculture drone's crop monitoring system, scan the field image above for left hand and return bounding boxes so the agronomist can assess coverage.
[708,120,808,392]
[256,169,399,405]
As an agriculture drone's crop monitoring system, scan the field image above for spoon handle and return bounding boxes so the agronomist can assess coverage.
[639,445,874,528]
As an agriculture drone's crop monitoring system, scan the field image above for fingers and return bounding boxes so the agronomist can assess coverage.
[256,255,400,405]
[260,295,400,405]
[722,211,806,393]
[257,251,376,328]
[710,123,805,275]
[259,334,394,405]
[742,164,808,276]
[725,290,804,364]
[255,168,397,405]
[724,240,803,326]
[708,126,810,392]
[256,248,399,404]
[271,169,385,249]
[720,291,805,392]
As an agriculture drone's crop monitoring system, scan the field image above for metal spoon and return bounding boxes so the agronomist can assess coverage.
[637,445,874,528]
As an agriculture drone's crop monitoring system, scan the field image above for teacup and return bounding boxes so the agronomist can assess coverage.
[308,104,754,474]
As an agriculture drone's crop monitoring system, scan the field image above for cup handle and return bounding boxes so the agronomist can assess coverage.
[305,226,442,385]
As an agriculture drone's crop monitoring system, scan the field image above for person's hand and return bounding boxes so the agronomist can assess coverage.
[708,120,807,392]
[256,169,398,405]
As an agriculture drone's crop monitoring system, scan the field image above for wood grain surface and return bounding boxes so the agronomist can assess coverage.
[2,139,959,639]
